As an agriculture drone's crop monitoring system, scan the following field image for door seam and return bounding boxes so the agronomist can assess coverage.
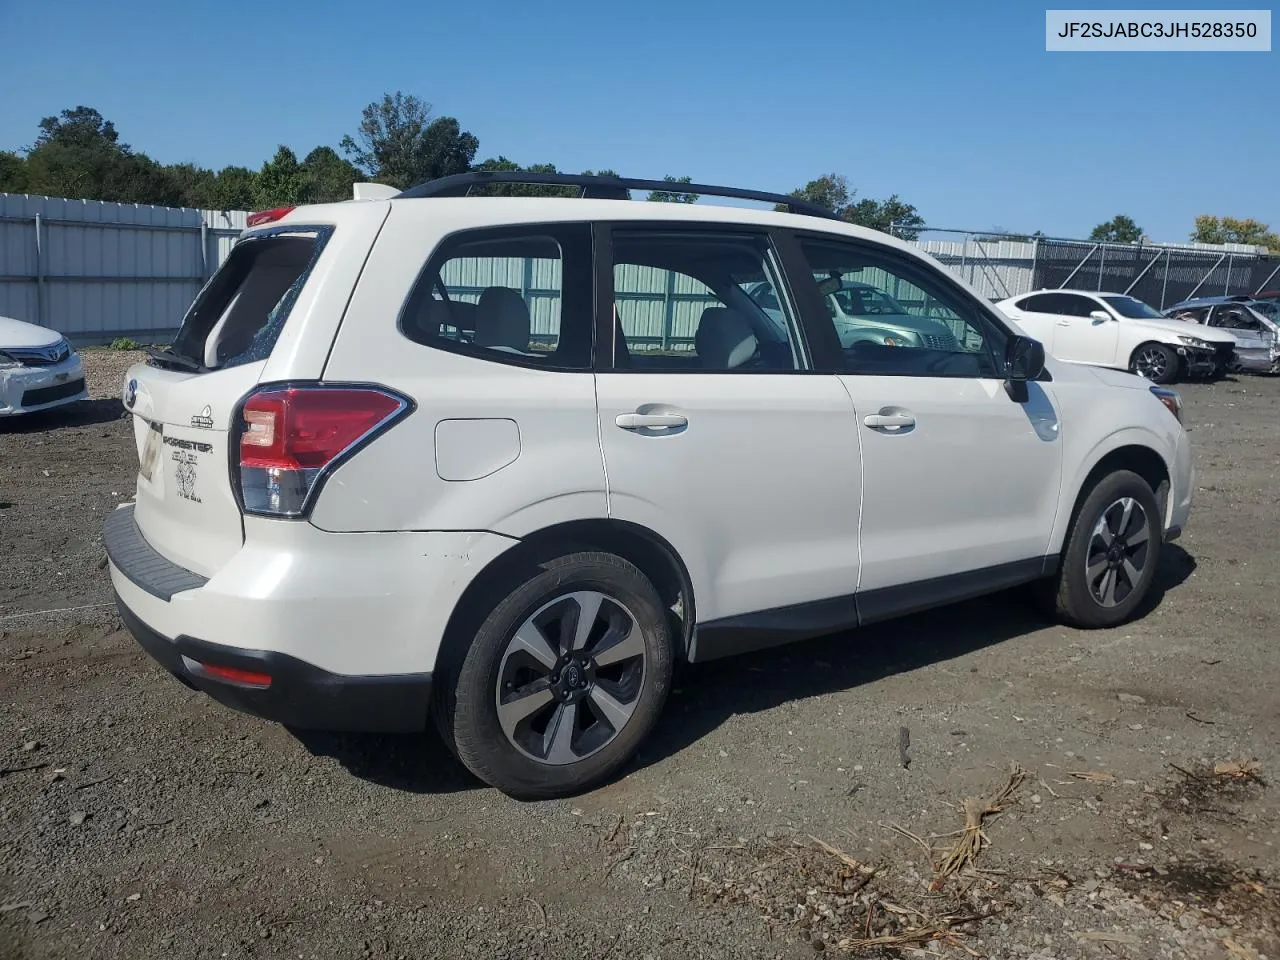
[835,375,865,594]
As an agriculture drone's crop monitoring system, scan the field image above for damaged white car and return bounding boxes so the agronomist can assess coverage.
[0,316,87,417]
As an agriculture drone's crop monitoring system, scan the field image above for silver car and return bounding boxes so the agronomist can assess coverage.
[1164,296,1280,374]
[745,279,961,351]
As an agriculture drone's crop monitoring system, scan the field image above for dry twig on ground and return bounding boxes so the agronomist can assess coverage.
[934,763,1027,883]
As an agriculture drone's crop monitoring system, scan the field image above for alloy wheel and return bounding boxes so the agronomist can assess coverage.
[1085,497,1151,608]
[494,591,646,765]
[1134,346,1170,381]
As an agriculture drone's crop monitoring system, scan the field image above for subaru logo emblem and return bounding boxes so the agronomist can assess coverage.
[124,378,137,408]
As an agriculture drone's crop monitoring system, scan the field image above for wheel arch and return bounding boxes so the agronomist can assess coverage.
[1053,438,1172,556]
[438,518,697,673]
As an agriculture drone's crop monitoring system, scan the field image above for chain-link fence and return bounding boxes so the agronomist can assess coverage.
[892,226,1280,309]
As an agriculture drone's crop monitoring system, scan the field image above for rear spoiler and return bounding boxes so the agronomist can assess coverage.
[352,182,399,201]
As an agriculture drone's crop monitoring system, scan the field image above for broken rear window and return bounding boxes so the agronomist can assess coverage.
[168,228,331,371]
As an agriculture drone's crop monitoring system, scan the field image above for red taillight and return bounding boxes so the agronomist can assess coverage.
[199,663,272,688]
[246,207,295,227]
[237,385,408,516]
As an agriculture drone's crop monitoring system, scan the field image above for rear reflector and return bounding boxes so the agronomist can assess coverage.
[199,663,272,688]
[236,384,410,517]
[246,207,296,227]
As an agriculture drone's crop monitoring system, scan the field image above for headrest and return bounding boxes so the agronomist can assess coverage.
[474,287,531,352]
[695,307,758,369]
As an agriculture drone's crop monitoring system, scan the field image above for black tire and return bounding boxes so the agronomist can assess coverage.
[1046,469,1162,629]
[1130,342,1179,384]
[435,551,673,800]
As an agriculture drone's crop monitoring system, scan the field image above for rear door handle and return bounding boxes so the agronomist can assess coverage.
[863,413,915,429]
[615,412,688,430]
[1056,320,1071,326]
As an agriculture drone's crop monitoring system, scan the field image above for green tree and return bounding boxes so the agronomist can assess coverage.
[341,92,478,190]
[781,173,924,239]
[254,146,307,207]
[0,151,30,193]
[206,166,258,210]
[848,194,924,238]
[300,146,360,203]
[647,174,699,203]
[1089,214,1143,243]
[20,105,181,205]
[164,162,217,207]
[1191,214,1280,251]
[783,173,850,213]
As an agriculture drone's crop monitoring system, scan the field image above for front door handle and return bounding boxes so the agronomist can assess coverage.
[863,413,915,429]
[616,412,688,430]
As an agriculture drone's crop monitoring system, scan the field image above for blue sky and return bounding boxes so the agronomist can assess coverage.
[1,0,1275,242]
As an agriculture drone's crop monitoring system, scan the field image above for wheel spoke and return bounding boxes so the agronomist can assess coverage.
[1086,557,1109,584]
[544,702,579,764]
[1118,499,1135,539]
[593,623,644,668]
[509,624,558,670]
[1121,558,1142,589]
[589,684,636,731]
[572,592,605,650]
[1095,519,1114,546]
[497,684,554,738]
[1126,523,1150,547]
[1100,569,1118,606]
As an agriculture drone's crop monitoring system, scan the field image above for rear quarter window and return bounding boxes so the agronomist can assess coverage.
[170,228,331,370]
[398,224,594,370]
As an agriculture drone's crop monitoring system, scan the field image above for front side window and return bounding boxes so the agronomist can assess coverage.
[1170,306,1210,325]
[609,231,802,372]
[1212,305,1261,331]
[400,225,592,369]
[796,237,1005,377]
[1055,294,1102,318]
[1101,295,1164,320]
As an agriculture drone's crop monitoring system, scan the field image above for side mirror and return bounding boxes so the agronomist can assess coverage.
[1089,310,1112,323]
[1004,335,1045,403]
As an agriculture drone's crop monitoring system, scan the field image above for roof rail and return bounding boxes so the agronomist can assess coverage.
[394,171,840,220]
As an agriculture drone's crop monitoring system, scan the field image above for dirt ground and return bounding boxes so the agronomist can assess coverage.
[2,350,1277,960]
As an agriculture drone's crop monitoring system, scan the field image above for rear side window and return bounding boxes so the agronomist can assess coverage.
[1018,293,1060,312]
[171,229,330,370]
[399,224,594,370]
[1019,292,1095,316]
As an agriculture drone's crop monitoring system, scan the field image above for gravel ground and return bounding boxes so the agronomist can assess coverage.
[1,352,1277,960]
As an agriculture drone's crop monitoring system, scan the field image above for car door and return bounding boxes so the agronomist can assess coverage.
[1208,304,1270,366]
[788,232,1064,618]
[593,225,863,629]
[1002,293,1064,351]
[1049,293,1119,366]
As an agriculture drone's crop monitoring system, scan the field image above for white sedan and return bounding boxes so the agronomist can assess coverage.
[0,316,88,417]
[995,290,1238,384]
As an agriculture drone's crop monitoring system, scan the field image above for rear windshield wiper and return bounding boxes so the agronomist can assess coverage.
[146,345,209,373]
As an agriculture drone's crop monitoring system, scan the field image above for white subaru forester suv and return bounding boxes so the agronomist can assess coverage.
[106,173,1193,800]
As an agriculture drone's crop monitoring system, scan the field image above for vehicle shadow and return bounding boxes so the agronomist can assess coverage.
[0,398,125,433]
[294,726,478,795]
[636,543,1195,774]
[295,544,1196,797]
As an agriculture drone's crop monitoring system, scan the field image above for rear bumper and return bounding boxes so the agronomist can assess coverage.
[104,502,520,731]
[115,590,432,732]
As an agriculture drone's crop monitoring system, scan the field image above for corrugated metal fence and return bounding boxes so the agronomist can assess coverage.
[0,194,245,344]
[4,192,1279,346]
